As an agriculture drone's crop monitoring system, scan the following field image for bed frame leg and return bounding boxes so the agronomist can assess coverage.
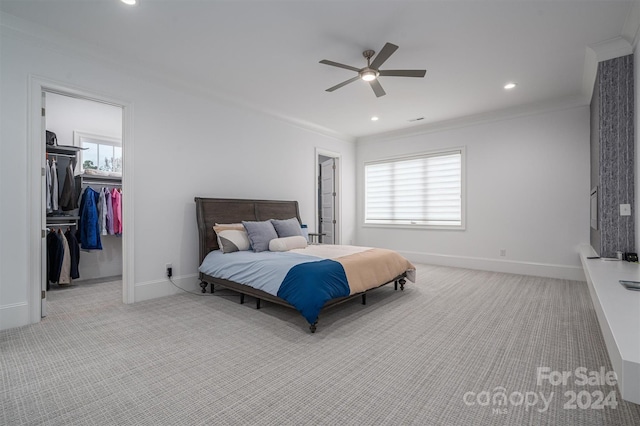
[362,293,366,305]
[310,322,317,333]
[394,280,398,291]
[256,299,261,310]
[240,294,245,304]
[210,283,215,294]
[399,278,406,291]
[200,281,208,294]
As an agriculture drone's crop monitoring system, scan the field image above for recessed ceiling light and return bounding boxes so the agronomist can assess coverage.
[121,0,137,5]
[504,82,517,90]
[371,116,379,121]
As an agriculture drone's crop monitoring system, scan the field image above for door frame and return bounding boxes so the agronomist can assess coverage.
[314,148,341,244]
[28,76,135,324]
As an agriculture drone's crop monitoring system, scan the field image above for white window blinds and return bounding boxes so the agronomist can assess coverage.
[365,150,463,227]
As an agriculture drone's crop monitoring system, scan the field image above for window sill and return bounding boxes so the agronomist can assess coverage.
[362,223,466,231]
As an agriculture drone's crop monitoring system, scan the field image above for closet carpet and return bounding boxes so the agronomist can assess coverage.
[2,265,640,425]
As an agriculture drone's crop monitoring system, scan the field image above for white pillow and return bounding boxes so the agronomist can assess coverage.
[269,236,308,252]
[213,224,250,253]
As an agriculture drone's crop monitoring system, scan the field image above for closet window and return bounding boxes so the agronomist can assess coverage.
[74,133,122,174]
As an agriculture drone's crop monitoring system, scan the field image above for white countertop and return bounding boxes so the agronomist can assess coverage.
[579,245,640,404]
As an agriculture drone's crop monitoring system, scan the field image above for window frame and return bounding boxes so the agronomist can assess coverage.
[363,147,466,231]
[73,131,122,174]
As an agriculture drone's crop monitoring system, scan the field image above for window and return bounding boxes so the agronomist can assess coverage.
[365,149,464,228]
[73,132,122,174]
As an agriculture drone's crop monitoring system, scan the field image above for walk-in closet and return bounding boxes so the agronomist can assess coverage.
[44,92,124,306]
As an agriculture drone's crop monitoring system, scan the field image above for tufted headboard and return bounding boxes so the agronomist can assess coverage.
[194,197,302,265]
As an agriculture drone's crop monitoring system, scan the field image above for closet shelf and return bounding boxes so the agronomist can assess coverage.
[46,145,86,155]
[47,216,80,228]
[80,174,121,181]
[47,215,80,221]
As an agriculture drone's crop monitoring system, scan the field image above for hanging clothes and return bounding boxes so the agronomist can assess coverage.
[118,189,123,234]
[46,230,64,288]
[76,183,84,209]
[111,188,122,235]
[64,228,80,280]
[51,158,59,211]
[106,189,114,235]
[58,230,72,285]
[77,187,102,250]
[46,159,52,214]
[59,162,78,211]
[99,188,107,236]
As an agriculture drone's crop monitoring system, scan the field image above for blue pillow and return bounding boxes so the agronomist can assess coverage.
[271,217,303,238]
[242,220,279,252]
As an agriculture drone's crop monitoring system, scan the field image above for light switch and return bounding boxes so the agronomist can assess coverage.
[620,204,631,216]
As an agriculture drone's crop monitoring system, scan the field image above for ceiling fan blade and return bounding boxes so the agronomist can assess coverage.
[369,79,386,97]
[319,59,361,72]
[326,76,361,92]
[379,69,426,78]
[369,42,399,70]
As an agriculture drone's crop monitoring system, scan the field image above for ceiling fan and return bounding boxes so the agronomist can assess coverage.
[319,42,426,97]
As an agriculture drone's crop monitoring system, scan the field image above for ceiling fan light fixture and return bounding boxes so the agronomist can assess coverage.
[360,69,378,81]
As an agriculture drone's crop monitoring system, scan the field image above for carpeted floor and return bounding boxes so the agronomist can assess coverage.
[1,264,639,425]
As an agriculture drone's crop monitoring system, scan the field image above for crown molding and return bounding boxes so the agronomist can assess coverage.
[356,95,587,144]
[582,36,634,103]
[0,12,354,144]
[590,37,634,63]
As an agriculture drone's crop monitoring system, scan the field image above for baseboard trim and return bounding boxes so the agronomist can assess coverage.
[398,250,585,281]
[0,302,30,331]
[134,274,201,302]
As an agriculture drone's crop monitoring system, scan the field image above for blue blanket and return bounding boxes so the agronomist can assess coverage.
[199,251,350,324]
[277,260,350,324]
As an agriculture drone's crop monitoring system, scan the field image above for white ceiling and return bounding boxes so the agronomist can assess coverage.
[0,0,634,139]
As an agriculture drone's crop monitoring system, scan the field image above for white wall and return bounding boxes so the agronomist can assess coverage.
[356,106,590,280]
[0,18,355,330]
[46,92,122,146]
[46,93,123,281]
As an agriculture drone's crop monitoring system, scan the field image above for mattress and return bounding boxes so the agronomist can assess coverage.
[199,244,416,324]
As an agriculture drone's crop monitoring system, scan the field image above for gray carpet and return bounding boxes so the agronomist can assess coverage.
[2,264,639,425]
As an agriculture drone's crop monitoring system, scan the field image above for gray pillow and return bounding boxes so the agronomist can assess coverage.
[242,220,279,252]
[271,217,303,238]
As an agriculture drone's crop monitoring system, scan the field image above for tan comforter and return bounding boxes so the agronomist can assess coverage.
[290,245,416,294]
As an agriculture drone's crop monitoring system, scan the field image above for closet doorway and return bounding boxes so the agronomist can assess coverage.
[29,79,133,323]
[315,149,341,244]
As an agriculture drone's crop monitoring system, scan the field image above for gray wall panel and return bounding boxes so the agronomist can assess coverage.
[593,54,635,257]
[590,72,601,253]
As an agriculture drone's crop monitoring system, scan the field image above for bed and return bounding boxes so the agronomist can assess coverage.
[195,197,415,332]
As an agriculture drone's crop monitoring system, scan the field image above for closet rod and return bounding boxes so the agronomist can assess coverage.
[47,153,76,158]
[83,181,122,187]
[46,223,77,227]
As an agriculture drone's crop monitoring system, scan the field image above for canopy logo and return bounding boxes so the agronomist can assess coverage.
[463,388,553,413]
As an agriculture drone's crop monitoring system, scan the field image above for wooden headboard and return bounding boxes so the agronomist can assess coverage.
[194,197,301,265]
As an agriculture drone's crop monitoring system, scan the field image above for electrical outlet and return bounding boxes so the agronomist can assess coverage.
[166,263,172,278]
[620,204,631,216]
[500,249,506,257]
